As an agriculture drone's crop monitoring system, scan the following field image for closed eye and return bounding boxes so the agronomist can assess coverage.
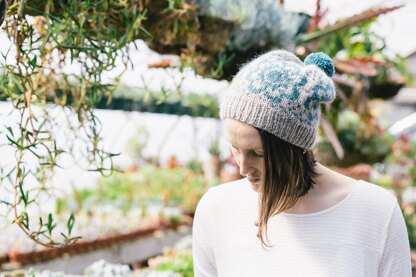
[231,145,263,158]
[252,151,264,158]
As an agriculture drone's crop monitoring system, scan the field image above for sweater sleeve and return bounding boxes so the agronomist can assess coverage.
[193,189,217,277]
[378,202,412,277]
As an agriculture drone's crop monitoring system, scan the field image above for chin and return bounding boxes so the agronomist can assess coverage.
[248,179,261,192]
[250,184,260,192]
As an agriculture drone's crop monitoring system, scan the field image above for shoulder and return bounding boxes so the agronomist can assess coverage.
[356,180,397,202]
[194,178,253,217]
[197,178,250,207]
[209,177,250,195]
[353,180,398,216]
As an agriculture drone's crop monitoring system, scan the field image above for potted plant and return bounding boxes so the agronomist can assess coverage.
[371,135,416,249]
[317,20,412,99]
[204,139,222,184]
[316,110,393,168]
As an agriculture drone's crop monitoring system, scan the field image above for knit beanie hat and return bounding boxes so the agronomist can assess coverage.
[220,50,336,150]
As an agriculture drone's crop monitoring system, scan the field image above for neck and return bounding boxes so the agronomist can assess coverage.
[284,163,357,214]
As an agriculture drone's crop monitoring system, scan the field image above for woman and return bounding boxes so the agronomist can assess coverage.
[192,50,411,276]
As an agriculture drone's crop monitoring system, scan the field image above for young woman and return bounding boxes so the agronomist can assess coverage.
[192,50,411,276]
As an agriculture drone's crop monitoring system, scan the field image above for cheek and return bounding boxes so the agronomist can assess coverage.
[258,160,265,172]
[253,157,265,175]
[230,149,240,164]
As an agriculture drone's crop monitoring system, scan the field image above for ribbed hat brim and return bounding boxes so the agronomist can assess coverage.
[220,92,317,149]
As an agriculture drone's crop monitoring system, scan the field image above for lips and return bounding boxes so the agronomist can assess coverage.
[247,177,260,183]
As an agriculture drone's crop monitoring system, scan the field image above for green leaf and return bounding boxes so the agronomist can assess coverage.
[47,213,56,236]
[18,181,28,207]
[21,212,30,230]
[67,212,75,236]
[5,126,14,137]
[139,27,152,39]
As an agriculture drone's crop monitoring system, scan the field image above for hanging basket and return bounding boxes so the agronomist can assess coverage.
[330,164,371,181]
[367,81,404,100]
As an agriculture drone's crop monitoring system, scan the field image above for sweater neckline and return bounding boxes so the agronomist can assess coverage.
[279,180,361,218]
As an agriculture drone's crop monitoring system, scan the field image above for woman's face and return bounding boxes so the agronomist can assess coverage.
[224,118,265,192]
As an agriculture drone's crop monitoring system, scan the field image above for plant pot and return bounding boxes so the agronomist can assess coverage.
[317,148,370,168]
[204,156,221,183]
[8,250,38,265]
[331,164,371,181]
[367,81,404,99]
[0,254,9,266]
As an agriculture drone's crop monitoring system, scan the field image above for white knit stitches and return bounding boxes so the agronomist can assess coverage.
[193,179,412,277]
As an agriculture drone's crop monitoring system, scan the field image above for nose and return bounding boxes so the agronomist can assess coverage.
[238,155,254,176]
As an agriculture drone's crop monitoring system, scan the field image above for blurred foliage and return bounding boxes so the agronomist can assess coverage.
[317,110,394,167]
[186,159,204,175]
[155,253,194,277]
[371,135,416,248]
[298,5,403,45]
[99,164,209,213]
[55,164,210,214]
[97,84,220,118]
[125,126,150,164]
[309,8,410,165]
[197,0,309,51]
[317,20,412,85]
[318,20,384,58]
[208,139,220,156]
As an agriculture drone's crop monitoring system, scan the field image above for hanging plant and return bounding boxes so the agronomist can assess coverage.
[1,0,149,248]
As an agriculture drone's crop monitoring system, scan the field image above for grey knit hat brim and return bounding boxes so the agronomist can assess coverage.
[220,92,317,149]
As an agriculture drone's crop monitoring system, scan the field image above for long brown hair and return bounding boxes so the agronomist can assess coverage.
[256,128,318,248]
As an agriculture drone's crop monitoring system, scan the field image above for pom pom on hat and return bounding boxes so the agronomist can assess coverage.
[304,52,335,77]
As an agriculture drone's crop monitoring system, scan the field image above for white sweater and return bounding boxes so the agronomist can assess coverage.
[192,178,411,277]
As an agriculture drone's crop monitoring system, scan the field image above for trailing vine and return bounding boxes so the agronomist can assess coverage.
[1,0,150,247]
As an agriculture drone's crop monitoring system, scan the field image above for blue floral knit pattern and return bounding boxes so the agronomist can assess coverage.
[231,51,335,125]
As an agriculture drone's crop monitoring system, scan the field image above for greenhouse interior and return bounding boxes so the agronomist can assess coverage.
[1,0,416,276]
